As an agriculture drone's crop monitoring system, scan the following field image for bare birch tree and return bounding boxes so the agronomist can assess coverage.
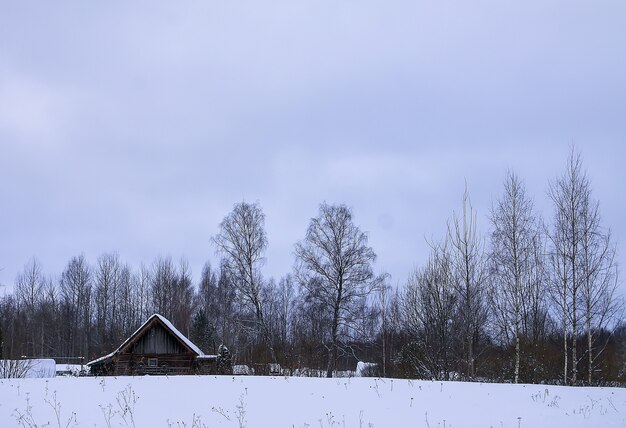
[578,170,622,384]
[489,172,546,383]
[212,201,275,363]
[294,202,383,378]
[548,149,588,384]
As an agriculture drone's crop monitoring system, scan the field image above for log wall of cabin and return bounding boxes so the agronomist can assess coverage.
[112,353,196,375]
[105,354,217,376]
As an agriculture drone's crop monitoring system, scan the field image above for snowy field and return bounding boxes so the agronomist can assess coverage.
[1,375,625,427]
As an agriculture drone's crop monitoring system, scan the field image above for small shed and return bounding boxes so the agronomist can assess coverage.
[88,314,218,376]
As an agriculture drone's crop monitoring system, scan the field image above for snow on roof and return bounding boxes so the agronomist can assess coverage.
[88,314,204,366]
[87,349,116,366]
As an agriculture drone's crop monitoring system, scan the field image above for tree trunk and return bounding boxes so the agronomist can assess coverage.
[255,297,277,365]
[326,320,339,378]
[327,297,341,378]
[514,333,520,384]
[563,324,568,385]
[468,333,474,378]
[587,317,592,385]
[571,293,577,385]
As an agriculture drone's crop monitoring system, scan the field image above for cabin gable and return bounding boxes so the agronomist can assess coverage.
[125,322,190,355]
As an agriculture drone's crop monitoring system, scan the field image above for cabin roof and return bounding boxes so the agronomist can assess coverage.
[87,314,205,366]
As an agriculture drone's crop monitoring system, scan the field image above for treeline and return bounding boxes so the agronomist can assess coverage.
[0,149,624,385]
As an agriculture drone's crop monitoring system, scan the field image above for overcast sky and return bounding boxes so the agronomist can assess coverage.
[1,2,625,295]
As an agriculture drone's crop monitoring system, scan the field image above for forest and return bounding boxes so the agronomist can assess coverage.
[1,149,624,385]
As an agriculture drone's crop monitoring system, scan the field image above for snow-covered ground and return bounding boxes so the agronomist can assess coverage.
[1,375,624,427]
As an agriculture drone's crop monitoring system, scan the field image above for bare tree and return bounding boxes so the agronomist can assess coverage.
[15,259,45,356]
[578,169,622,384]
[277,275,297,349]
[378,282,390,378]
[94,253,122,350]
[404,239,457,380]
[294,202,383,377]
[172,258,195,336]
[0,310,3,360]
[488,172,546,383]
[548,149,590,384]
[215,260,238,355]
[15,258,44,314]
[116,262,136,337]
[448,185,488,379]
[60,254,92,358]
[212,201,275,363]
[134,263,152,324]
[382,286,404,377]
[150,256,178,319]
[197,262,219,321]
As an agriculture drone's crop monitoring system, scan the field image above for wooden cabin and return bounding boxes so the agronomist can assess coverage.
[87,314,219,376]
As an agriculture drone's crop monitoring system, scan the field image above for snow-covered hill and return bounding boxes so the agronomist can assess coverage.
[1,375,624,427]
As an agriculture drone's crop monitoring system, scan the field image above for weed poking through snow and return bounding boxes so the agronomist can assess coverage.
[99,384,138,428]
[116,384,138,427]
[45,390,77,428]
[13,392,40,428]
[236,393,247,428]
